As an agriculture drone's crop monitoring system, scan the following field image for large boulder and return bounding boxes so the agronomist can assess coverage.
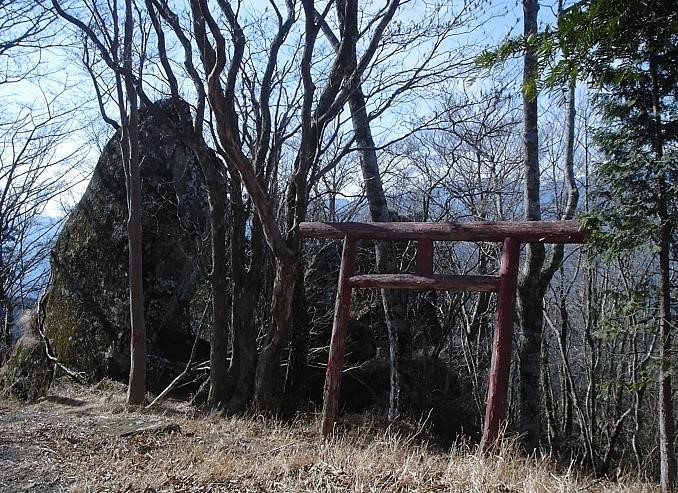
[44,100,209,391]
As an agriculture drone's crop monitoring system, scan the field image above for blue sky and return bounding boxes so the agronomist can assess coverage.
[1,0,567,217]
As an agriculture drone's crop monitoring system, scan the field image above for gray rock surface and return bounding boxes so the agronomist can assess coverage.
[43,100,209,391]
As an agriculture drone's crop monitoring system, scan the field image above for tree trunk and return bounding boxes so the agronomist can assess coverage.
[0,259,13,364]
[252,150,306,413]
[253,254,296,411]
[348,89,411,421]
[283,259,310,416]
[227,208,263,412]
[517,3,581,452]
[657,178,674,493]
[517,279,545,450]
[205,164,229,410]
[125,124,147,406]
[553,1,579,445]
[313,2,411,420]
[541,334,556,453]
[516,0,544,452]
[558,282,573,437]
[184,146,230,411]
[120,20,146,404]
[651,56,675,493]
[1,296,14,365]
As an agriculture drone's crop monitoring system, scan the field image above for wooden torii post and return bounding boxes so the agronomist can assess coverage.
[299,220,588,449]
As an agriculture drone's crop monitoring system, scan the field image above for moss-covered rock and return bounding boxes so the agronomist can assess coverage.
[44,100,209,391]
[0,313,53,401]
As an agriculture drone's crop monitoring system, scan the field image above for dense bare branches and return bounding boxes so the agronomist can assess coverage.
[2,1,673,484]
[0,0,57,84]
[0,95,86,363]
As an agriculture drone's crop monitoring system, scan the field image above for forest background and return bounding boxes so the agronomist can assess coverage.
[0,0,676,491]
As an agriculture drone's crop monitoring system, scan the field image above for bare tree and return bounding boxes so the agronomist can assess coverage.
[313,0,490,420]
[514,0,579,452]
[0,101,85,363]
[155,0,413,411]
[0,0,56,84]
[0,1,86,363]
[51,0,149,404]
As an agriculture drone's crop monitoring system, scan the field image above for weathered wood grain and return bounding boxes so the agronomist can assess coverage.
[415,239,434,275]
[347,274,500,292]
[321,236,359,437]
[299,220,587,243]
[481,237,520,450]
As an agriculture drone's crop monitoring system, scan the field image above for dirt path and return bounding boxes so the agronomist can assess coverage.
[1,395,107,492]
[0,381,218,493]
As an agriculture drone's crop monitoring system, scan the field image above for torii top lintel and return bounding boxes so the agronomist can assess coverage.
[298,220,588,244]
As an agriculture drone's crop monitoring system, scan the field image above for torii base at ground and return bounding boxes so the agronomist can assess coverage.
[299,220,588,450]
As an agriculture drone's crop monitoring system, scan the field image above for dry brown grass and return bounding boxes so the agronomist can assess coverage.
[0,380,658,492]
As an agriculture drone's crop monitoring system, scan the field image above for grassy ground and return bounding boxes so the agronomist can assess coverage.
[0,379,659,492]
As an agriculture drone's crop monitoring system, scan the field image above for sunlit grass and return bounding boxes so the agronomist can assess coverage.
[2,380,659,492]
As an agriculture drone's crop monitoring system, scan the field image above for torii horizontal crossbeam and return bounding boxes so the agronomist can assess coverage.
[299,220,586,243]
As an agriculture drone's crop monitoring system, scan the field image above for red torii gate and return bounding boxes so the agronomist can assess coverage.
[299,220,588,449]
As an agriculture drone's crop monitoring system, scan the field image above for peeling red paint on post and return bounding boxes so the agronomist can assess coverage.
[321,235,359,437]
[481,237,520,450]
